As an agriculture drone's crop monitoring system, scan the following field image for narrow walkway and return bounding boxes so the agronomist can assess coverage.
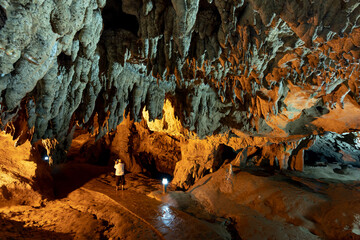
[82,178,225,240]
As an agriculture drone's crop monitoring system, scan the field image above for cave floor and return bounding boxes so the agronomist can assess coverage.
[82,178,225,240]
[54,163,228,239]
[0,163,228,240]
[1,163,360,239]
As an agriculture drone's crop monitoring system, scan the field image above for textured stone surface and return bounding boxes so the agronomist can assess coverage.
[63,99,360,189]
[0,0,359,169]
[188,165,360,239]
[305,131,360,167]
[0,132,53,207]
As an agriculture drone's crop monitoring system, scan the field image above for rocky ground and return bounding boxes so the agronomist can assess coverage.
[1,0,360,167]
[187,164,360,239]
[1,161,360,240]
[0,163,228,240]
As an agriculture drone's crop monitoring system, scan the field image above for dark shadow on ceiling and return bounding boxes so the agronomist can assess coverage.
[57,52,73,70]
[0,6,6,30]
[102,0,139,36]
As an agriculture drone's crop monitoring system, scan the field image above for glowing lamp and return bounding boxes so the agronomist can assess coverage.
[162,178,168,185]
[44,156,49,161]
[162,178,168,194]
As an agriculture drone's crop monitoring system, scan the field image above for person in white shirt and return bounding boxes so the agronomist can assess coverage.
[114,159,125,190]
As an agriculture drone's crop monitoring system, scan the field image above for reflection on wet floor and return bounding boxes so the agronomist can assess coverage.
[159,204,175,227]
[86,173,225,239]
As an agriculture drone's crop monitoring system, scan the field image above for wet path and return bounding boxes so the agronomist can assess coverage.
[82,178,225,240]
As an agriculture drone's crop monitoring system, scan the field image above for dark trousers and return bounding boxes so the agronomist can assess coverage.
[116,175,125,186]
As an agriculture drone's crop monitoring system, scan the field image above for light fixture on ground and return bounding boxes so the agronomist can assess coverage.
[162,178,168,194]
[44,155,49,161]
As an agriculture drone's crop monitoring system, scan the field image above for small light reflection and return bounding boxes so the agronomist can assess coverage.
[160,204,175,227]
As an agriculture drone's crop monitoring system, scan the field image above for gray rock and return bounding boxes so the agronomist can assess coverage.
[0,0,359,165]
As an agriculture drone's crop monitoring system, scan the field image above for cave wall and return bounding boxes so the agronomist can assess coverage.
[67,113,182,177]
[0,0,360,144]
[0,0,359,173]
[0,132,53,207]
[64,99,360,189]
[305,131,360,167]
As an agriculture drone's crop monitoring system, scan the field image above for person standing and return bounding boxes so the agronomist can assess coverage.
[114,159,125,191]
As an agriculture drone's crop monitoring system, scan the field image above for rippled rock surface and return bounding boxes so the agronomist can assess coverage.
[0,0,359,165]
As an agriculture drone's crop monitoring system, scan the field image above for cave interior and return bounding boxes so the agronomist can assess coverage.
[0,0,360,239]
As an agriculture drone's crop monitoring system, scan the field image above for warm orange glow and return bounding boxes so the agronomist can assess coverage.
[142,99,185,137]
[0,131,35,182]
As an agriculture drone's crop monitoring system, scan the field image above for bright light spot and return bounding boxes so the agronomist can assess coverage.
[162,178,168,185]
[44,156,49,161]
[160,205,174,227]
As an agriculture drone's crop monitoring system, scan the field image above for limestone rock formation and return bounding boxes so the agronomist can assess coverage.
[0,132,53,207]
[305,131,360,168]
[187,164,360,239]
[0,0,359,186]
[0,0,359,141]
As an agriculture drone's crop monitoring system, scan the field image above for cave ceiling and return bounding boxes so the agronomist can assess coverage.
[0,0,359,146]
